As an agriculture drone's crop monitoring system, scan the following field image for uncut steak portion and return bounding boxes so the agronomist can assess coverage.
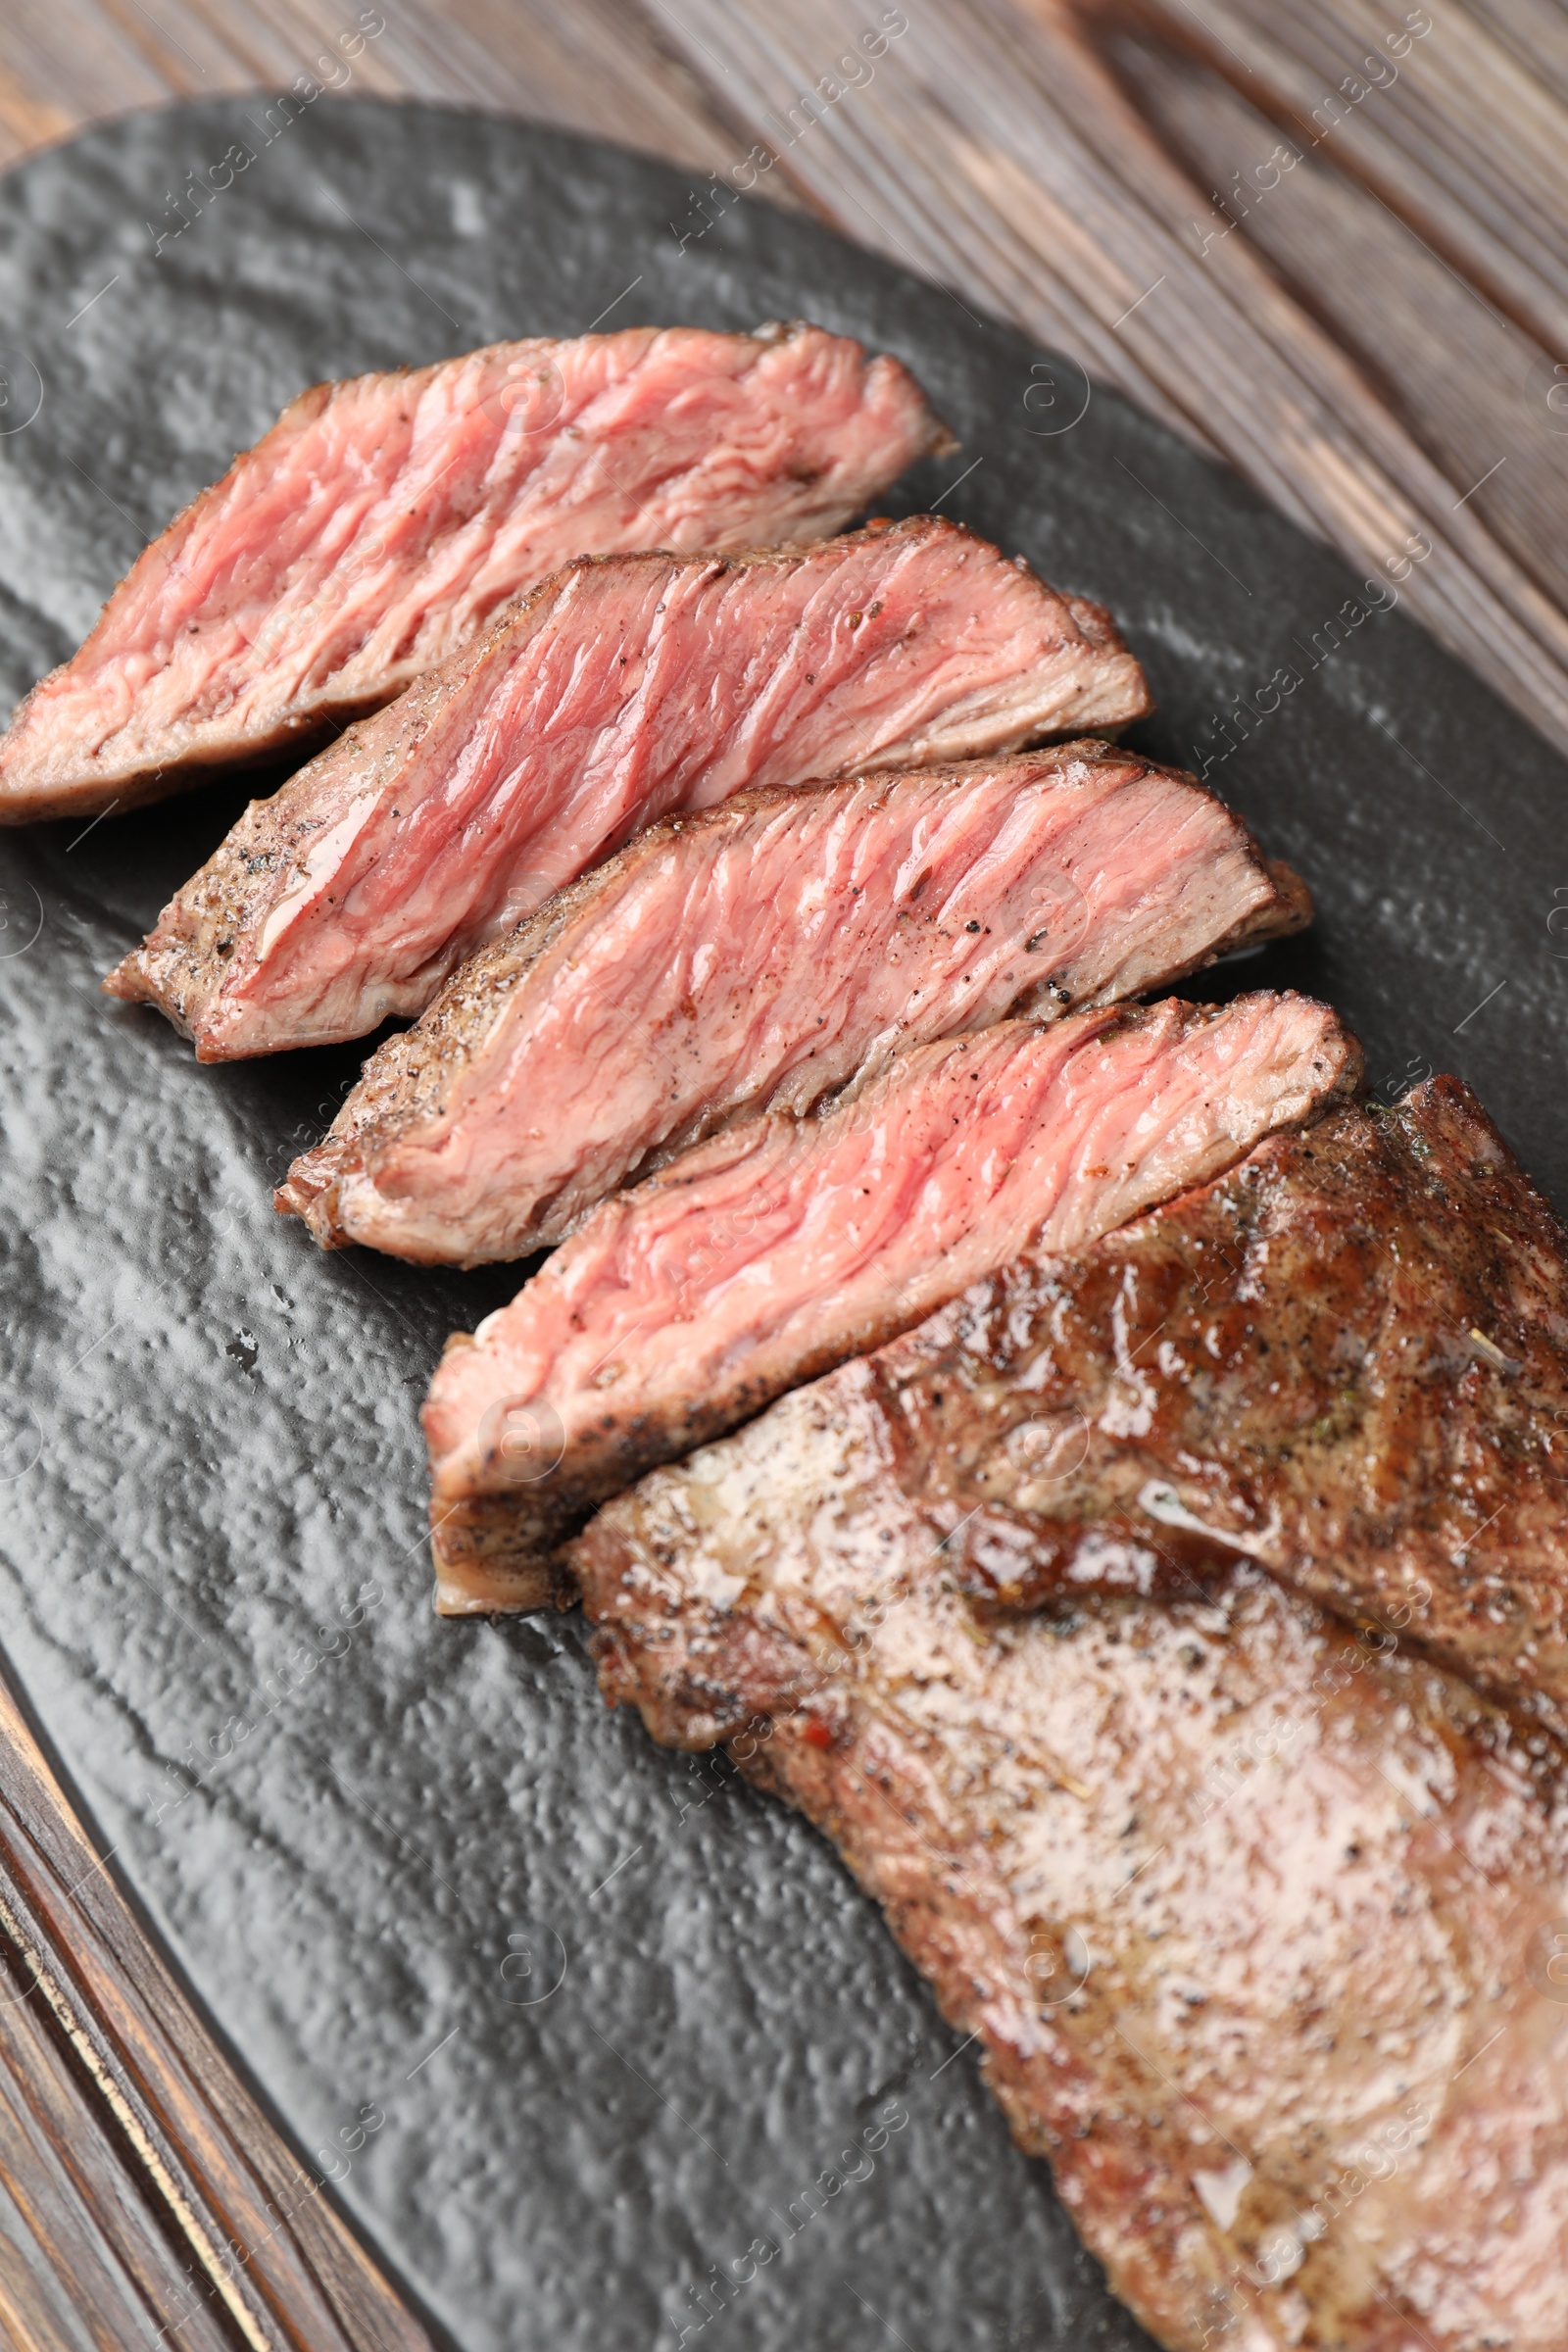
[105,518,1150,1058]
[845,1078,1568,1745]
[278,744,1309,1263]
[0,321,954,821]
[573,1414,1568,2352]
[422,993,1355,1614]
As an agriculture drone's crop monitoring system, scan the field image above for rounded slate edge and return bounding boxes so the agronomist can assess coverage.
[0,91,1564,2352]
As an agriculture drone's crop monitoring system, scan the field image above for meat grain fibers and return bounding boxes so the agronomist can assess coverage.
[279,745,1307,1263]
[423,993,1355,1612]
[106,519,1151,1058]
[0,322,954,821]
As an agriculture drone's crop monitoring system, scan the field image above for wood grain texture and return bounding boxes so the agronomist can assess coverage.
[0,0,739,181]
[642,0,1568,752]
[1471,0,1568,104]
[1135,0,1568,354]
[0,2,1566,2341]
[0,1664,438,2351]
[3,0,1568,745]
[1098,15,1568,618]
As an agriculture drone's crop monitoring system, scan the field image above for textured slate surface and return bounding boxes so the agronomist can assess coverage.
[0,94,1564,2352]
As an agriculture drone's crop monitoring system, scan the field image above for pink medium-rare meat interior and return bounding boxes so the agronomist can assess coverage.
[105,519,1152,1059]
[423,992,1356,1612]
[279,747,1304,1264]
[0,322,954,821]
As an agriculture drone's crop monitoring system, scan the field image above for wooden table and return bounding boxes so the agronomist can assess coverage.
[6,0,1568,754]
[0,4,1561,2344]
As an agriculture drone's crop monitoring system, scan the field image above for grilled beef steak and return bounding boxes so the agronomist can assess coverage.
[277,745,1308,1263]
[104,519,1150,1059]
[0,322,954,822]
[849,1077,1568,1745]
[574,1426,1568,2352]
[423,993,1355,1613]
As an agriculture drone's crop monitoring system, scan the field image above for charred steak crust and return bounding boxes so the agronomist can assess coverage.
[1,321,955,821]
[837,1077,1568,1744]
[274,743,1309,1262]
[104,517,1152,1060]
[573,1396,1568,2351]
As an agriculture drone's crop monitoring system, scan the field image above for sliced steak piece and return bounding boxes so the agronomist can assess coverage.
[423,992,1356,1614]
[572,1409,1568,2352]
[0,322,955,823]
[105,518,1151,1060]
[850,1076,1568,1746]
[276,744,1309,1263]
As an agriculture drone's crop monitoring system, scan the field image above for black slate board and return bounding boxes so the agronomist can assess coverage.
[0,94,1564,2352]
